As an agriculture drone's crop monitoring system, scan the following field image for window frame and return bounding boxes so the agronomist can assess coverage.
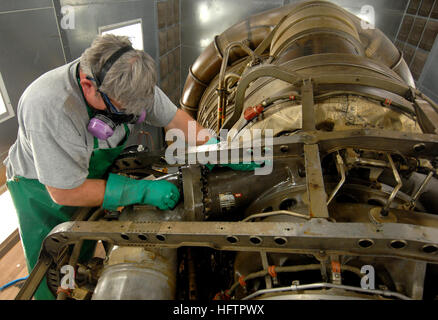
[0,72,15,123]
[98,19,144,51]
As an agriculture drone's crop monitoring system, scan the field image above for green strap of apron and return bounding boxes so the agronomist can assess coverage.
[88,123,129,179]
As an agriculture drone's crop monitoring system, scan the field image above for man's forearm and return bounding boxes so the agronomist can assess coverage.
[166,109,213,145]
[46,179,107,207]
[46,110,211,207]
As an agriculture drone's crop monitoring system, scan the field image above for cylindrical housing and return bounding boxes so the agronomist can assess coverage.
[182,0,417,126]
[92,246,177,300]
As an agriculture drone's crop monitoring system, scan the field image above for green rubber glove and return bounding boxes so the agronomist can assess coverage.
[103,173,180,211]
[204,137,262,171]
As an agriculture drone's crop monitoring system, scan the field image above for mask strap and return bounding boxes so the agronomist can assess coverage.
[94,46,133,87]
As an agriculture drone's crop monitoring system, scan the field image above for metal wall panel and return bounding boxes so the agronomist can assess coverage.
[418,37,438,103]
[0,8,65,162]
[180,0,409,84]
[59,0,158,61]
[0,1,53,13]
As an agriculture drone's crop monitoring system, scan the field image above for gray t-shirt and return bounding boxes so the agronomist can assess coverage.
[4,60,177,189]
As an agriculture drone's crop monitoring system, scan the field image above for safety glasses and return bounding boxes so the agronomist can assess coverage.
[99,90,125,115]
[86,75,128,115]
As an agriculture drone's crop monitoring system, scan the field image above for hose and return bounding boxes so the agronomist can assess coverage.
[0,276,29,291]
[225,264,363,297]
[242,282,412,300]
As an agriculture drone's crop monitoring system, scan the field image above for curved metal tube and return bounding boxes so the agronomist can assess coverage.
[222,66,303,130]
[382,154,403,216]
[224,73,241,90]
[242,210,310,222]
[409,171,434,210]
[242,282,412,300]
[217,42,258,132]
[327,153,346,205]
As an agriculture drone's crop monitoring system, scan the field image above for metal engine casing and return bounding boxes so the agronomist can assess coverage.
[16,0,438,301]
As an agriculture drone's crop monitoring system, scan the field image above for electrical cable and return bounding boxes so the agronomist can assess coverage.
[0,275,29,291]
[138,130,155,150]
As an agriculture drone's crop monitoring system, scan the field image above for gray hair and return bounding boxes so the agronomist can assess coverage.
[80,34,157,115]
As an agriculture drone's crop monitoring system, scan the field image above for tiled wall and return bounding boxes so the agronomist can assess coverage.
[395,0,438,81]
[156,0,181,106]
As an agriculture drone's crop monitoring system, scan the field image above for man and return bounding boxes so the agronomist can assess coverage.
[3,35,219,300]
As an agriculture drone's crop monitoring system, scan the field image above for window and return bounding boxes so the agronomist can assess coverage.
[0,72,15,123]
[99,19,144,51]
[0,188,19,244]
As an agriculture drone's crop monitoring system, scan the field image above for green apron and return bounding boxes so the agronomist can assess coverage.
[6,68,130,299]
[7,125,130,300]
